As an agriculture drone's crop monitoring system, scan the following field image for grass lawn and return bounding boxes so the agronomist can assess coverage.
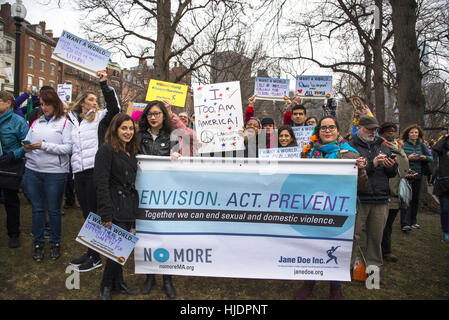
[0,193,448,301]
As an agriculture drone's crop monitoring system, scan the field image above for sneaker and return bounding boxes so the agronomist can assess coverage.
[411,224,421,229]
[401,225,412,232]
[32,244,44,262]
[70,253,90,267]
[50,244,61,260]
[76,256,102,272]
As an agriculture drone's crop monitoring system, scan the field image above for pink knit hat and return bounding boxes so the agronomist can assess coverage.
[131,110,143,122]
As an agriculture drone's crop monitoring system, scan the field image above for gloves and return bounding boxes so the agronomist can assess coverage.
[0,152,15,165]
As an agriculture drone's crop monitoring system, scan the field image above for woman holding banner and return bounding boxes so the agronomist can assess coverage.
[297,116,368,300]
[137,100,179,299]
[94,113,139,300]
[68,71,120,272]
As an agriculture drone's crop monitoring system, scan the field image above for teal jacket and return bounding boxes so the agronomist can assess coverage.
[402,139,433,174]
[0,108,29,160]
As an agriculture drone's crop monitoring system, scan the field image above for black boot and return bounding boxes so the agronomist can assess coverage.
[162,275,176,299]
[113,281,137,296]
[141,274,156,294]
[99,286,112,300]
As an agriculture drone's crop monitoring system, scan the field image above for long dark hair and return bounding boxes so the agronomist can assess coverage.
[138,100,173,134]
[105,113,139,155]
[277,125,298,147]
[401,124,424,142]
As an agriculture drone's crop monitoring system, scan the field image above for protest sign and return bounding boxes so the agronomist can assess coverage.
[134,156,358,281]
[295,76,332,99]
[57,83,72,103]
[193,81,245,154]
[76,212,139,266]
[258,146,302,159]
[52,30,111,77]
[254,77,290,101]
[126,102,147,116]
[145,79,188,107]
[292,126,315,149]
[4,67,13,83]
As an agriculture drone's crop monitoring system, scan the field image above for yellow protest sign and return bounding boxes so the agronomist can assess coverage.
[145,79,188,107]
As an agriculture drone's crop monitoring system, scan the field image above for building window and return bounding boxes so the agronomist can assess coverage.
[41,44,46,55]
[29,38,35,51]
[6,40,12,54]
[27,75,33,86]
[49,81,55,88]
[40,60,45,72]
[28,56,34,68]
[39,78,44,89]
[50,64,55,76]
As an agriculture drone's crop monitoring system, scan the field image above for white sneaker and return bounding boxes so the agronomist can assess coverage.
[402,225,412,231]
[411,224,420,229]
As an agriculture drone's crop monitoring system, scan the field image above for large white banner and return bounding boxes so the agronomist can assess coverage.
[134,156,358,281]
[193,81,245,154]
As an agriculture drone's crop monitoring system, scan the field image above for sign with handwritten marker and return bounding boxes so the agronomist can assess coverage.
[258,146,302,159]
[145,79,188,107]
[295,75,332,99]
[254,77,290,101]
[52,30,111,77]
[57,83,72,103]
[76,212,139,265]
[292,126,315,150]
[193,81,245,154]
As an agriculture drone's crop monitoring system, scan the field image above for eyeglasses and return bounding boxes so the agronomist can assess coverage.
[319,125,337,132]
[147,112,162,118]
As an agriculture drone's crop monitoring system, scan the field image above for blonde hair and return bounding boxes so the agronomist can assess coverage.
[71,91,98,122]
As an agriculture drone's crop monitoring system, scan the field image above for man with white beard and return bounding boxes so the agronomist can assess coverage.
[349,116,398,279]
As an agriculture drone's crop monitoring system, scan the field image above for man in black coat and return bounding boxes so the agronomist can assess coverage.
[432,133,449,243]
[349,116,398,270]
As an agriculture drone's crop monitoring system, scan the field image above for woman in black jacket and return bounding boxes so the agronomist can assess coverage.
[138,100,178,299]
[432,134,449,243]
[94,113,139,300]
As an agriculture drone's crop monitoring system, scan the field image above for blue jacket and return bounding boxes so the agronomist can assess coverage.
[402,139,433,174]
[0,108,29,159]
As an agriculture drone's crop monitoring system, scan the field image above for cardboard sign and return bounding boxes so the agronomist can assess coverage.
[126,102,147,116]
[254,77,290,101]
[145,79,188,107]
[193,81,245,154]
[295,75,332,98]
[52,30,111,77]
[76,212,139,266]
[57,84,72,103]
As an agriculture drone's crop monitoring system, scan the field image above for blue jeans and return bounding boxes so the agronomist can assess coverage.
[439,194,449,234]
[23,168,67,246]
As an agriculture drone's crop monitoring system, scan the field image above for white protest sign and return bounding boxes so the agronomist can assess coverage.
[254,77,290,101]
[52,30,111,77]
[57,83,72,103]
[258,146,302,159]
[193,81,245,154]
[295,76,332,98]
[292,126,315,150]
[4,67,13,83]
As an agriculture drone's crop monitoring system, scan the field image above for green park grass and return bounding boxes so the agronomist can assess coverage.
[0,193,448,300]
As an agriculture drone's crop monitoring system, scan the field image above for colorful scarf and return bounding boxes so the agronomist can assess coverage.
[309,136,359,159]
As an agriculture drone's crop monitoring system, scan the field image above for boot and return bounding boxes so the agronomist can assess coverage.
[295,280,316,300]
[162,275,176,299]
[113,281,137,296]
[329,283,343,300]
[99,286,112,300]
[141,274,156,294]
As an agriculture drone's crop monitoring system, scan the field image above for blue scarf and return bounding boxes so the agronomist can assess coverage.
[309,137,359,159]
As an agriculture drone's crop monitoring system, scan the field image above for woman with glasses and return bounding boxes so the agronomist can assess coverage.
[138,100,179,298]
[297,116,368,300]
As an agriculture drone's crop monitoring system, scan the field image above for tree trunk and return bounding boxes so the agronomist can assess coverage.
[389,0,426,130]
[154,0,174,81]
[373,0,385,124]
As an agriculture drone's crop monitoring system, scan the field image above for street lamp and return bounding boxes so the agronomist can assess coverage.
[11,0,27,97]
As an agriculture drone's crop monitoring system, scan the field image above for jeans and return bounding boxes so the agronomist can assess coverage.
[23,168,67,246]
[439,194,449,234]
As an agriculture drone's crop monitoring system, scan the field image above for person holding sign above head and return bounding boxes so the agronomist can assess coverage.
[277,125,298,148]
[21,89,73,261]
[94,113,140,300]
[297,116,368,300]
[283,95,307,127]
[68,70,120,272]
[137,100,179,298]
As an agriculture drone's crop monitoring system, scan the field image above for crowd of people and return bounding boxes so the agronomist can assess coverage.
[0,75,448,300]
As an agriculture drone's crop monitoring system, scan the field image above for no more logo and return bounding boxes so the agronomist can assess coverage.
[144,248,213,263]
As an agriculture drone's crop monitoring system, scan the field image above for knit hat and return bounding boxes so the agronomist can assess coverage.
[261,117,275,126]
[131,110,143,122]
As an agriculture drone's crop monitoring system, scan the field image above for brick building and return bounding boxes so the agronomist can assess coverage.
[0,10,15,92]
